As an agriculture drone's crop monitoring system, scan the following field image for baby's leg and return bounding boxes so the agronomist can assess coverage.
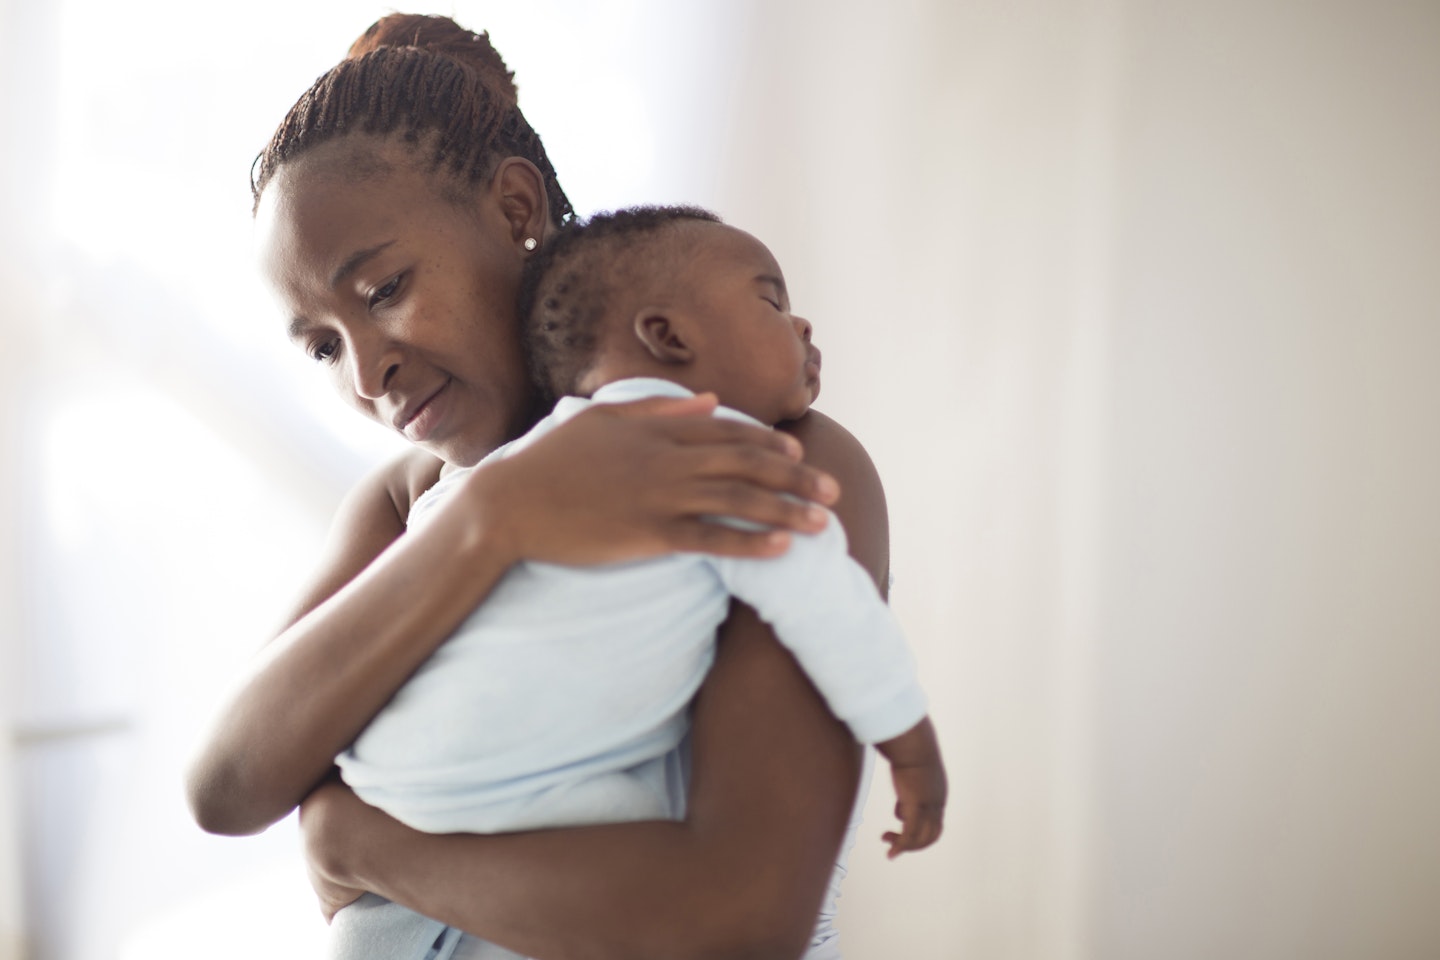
[326,893,463,960]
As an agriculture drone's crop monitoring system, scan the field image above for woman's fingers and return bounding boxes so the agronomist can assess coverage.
[652,410,805,460]
[654,433,838,507]
[663,519,794,558]
[299,776,371,920]
[602,396,812,468]
[473,399,844,565]
[603,390,721,420]
[557,401,835,502]
[306,861,367,924]
[678,479,830,534]
[703,443,838,505]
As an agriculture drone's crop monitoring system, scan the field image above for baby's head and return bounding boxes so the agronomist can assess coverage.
[517,206,821,425]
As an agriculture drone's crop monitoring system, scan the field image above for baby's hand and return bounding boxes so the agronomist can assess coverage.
[881,759,947,858]
[874,717,947,859]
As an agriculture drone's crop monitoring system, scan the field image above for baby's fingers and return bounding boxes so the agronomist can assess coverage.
[911,808,944,851]
[882,805,944,859]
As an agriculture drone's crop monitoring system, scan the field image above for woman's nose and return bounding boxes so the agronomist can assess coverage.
[791,314,813,342]
[349,333,402,400]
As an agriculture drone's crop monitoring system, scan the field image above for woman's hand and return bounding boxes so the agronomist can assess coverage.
[465,392,842,567]
[299,774,372,923]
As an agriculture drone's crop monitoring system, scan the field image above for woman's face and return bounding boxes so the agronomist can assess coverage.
[256,138,539,467]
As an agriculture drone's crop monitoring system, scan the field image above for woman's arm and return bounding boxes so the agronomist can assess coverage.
[185,394,838,836]
[303,409,889,960]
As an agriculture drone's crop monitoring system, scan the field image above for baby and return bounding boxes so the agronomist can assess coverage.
[523,205,948,845]
[331,206,946,958]
[339,204,946,841]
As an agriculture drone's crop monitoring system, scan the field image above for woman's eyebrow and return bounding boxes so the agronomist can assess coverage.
[331,240,397,288]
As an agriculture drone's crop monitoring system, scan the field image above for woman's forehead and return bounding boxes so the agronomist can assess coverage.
[257,147,456,273]
[258,134,465,223]
[271,135,409,188]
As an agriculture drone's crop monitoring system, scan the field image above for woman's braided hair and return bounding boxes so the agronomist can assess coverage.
[250,13,574,222]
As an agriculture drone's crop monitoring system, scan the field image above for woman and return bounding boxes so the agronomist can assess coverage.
[186,14,892,959]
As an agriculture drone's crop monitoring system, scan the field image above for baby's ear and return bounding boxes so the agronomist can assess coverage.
[633,309,695,365]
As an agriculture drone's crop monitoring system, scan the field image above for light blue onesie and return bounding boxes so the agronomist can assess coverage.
[329,377,923,960]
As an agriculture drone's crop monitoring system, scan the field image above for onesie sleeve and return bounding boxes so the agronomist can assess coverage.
[712,517,928,744]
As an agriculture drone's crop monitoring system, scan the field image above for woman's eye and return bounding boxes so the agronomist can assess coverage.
[369,276,403,308]
[311,339,339,363]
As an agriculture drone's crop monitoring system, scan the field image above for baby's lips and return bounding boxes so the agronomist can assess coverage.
[804,347,823,400]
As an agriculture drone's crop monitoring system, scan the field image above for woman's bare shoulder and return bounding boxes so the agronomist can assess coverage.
[277,448,445,630]
[339,447,446,532]
[385,447,449,517]
[779,408,877,481]
[779,409,890,593]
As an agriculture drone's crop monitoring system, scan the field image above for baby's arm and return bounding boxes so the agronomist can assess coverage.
[875,717,947,857]
[713,453,947,856]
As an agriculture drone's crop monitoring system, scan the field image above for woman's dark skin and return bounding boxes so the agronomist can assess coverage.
[187,139,891,959]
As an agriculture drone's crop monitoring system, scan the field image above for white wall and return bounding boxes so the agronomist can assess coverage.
[714,1,1440,957]
[1095,4,1440,957]
[2,1,56,955]
[714,3,1122,954]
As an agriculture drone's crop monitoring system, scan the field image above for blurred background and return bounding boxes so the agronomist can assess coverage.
[2,1,1438,957]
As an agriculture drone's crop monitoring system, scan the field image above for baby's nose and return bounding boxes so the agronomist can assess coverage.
[791,315,813,342]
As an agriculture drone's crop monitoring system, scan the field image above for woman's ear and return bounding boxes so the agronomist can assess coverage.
[633,310,696,365]
[491,157,550,249]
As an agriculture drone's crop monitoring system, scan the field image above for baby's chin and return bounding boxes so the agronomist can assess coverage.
[776,394,818,426]
[790,379,821,419]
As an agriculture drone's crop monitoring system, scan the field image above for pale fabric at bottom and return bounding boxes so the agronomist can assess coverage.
[447,932,527,960]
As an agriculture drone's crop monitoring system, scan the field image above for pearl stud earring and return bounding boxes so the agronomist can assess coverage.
[523,237,538,252]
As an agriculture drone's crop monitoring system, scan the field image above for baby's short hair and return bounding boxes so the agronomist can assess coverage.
[517,204,722,401]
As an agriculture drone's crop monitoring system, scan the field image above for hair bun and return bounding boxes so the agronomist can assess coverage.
[347,13,518,107]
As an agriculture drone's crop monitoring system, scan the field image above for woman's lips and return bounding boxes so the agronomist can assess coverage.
[400,380,451,442]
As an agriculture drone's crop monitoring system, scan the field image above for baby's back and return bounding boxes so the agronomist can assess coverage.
[337,551,725,833]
